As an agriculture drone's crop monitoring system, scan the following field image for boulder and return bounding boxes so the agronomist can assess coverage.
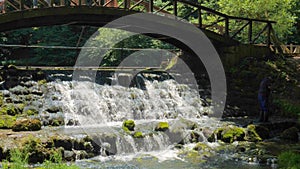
[133,131,144,138]
[122,119,135,132]
[245,124,266,142]
[208,126,245,143]
[280,127,299,142]
[12,119,42,131]
[0,104,18,116]
[155,122,169,132]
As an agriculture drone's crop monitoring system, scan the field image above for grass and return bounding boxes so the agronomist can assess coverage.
[1,147,80,169]
[278,151,300,169]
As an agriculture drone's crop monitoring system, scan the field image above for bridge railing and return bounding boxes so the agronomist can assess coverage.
[2,0,276,46]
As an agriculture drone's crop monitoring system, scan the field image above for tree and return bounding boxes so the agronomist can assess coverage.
[215,0,297,43]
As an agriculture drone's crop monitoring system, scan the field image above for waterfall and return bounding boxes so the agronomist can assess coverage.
[42,79,212,155]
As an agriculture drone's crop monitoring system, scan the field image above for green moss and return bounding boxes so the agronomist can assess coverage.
[278,151,300,169]
[222,126,245,143]
[155,122,169,131]
[133,131,144,138]
[12,118,42,131]
[38,79,47,85]
[0,104,18,116]
[245,125,263,142]
[24,108,39,116]
[0,115,16,129]
[122,119,135,133]
[193,142,211,151]
[208,126,245,143]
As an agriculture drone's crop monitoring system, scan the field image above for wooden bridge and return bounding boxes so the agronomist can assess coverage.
[0,0,276,47]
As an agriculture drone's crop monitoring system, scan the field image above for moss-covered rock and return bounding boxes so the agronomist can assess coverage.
[245,125,263,142]
[222,126,245,143]
[193,142,211,151]
[280,127,299,142]
[133,131,144,138]
[122,119,135,132]
[51,136,74,151]
[155,122,169,131]
[12,118,42,131]
[0,115,16,129]
[0,104,18,116]
[23,108,39,116]
[208,126,245,143]
[48,117,65,126]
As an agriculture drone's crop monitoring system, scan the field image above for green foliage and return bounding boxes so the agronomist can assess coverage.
[41,151,80,169]
[274,99,300,117]
[7,148,29,169]
[202,0,298,43]
[0,115,16,129]
[278,151,300,169]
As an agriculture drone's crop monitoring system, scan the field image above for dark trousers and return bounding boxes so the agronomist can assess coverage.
[258,93,269,122]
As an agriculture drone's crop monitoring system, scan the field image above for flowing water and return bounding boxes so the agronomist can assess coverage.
[41,78,274,169]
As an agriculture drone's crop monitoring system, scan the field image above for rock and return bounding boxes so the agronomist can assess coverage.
[133,131,144,138]
[245,125,263,142]
[0,146,3,160]
[280,127,299,142]
[221,126,245,143]
[9,85,29,95]
[0,115,16,129]
[155,122,169,132]
[46,105,61,113]
[208,126,245,143]
[193,142,211,151]
[23,107,39,116]
[122,119,135,132]
[0,104,18,116]
[48,116,65,126]
[12,118,42,131]
[64,150,76,161]
[52,137,74,151]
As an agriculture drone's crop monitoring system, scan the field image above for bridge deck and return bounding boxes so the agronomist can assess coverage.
[0,0,276,47]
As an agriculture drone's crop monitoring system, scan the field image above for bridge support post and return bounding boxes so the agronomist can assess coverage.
[267,23,272,47]
[124,0,130,9]
[20,0,24,10]
[248,20,252,44]
[173,0,177,16]
[149,0,153,13]
[225,17,229,37]
[198,8,202,28]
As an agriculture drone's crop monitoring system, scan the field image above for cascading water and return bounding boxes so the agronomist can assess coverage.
[42,78,215,157]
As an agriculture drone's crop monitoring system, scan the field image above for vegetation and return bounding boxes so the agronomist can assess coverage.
[0,115,16,129]
[278,151,300,169]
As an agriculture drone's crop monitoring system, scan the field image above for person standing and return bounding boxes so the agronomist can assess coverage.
[258,77,272,122]
[0,0,5,13]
